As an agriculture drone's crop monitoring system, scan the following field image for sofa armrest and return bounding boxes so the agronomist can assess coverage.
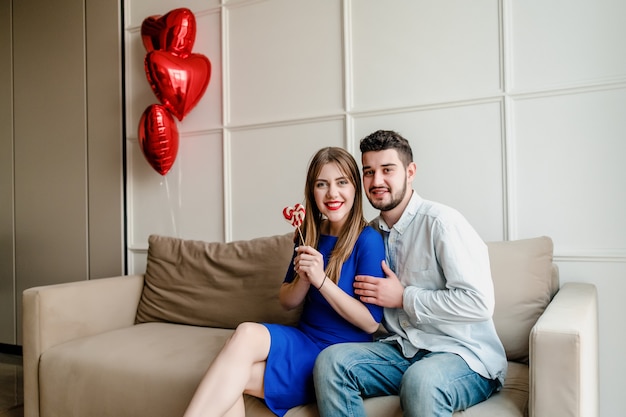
[22,274,145,417]
[529,282,598,417]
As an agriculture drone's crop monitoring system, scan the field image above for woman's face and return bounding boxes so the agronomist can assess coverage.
[313,162,356,235]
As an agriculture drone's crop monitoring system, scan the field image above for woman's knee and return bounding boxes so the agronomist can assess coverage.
[230,322,264,341]
[224,323,269,355]
[234,321,259,335]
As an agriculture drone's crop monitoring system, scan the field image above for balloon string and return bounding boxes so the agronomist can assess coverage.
[163,176,179,237]
[177,161,183,209]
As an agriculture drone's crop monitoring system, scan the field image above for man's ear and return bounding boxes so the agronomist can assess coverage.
[406,161,417,182]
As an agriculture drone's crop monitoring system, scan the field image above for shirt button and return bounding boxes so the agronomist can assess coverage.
[401,320,410,327]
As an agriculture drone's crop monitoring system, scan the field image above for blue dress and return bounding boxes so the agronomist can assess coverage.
[261,226,386,416]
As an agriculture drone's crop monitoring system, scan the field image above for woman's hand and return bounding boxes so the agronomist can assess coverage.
[294,245,326,289]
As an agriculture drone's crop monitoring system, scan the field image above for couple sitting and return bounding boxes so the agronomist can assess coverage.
[183,130,507,417]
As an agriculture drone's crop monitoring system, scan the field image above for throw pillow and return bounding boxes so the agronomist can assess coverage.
[135,233,300,328]
[488,236,556,364]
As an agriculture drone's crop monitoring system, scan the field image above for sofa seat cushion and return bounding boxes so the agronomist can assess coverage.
[285,361,528,417]
[454,362,528,416]
[39,323,233,417]
[38,321,529,417]
[35,322,404,417]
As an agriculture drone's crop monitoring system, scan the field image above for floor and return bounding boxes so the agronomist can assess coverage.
[0,353,23,417]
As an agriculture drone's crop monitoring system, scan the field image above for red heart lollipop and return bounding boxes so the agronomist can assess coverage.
[283,203,305,228]
[283,204,305,244]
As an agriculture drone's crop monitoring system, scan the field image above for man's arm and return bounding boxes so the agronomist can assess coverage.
[355,221,495,324]
[402,221,495,324]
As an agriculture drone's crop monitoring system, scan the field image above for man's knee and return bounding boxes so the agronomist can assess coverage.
[399,363,451,416]
[399,353,487,415]
[315,344,350,377]
[401,360,442,394]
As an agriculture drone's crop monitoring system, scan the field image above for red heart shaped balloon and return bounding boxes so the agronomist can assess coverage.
[138,104,179,175]
[141,8,196,57]
[145,50,211,121]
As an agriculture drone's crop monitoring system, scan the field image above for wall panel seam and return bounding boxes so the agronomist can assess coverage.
[508,80,626,100]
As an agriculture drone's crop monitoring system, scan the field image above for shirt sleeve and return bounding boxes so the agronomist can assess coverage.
[402,215,495,325]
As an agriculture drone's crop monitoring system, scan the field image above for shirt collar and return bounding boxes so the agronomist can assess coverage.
[375,191,423,234]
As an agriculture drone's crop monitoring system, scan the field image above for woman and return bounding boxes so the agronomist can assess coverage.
[183,147,386,417]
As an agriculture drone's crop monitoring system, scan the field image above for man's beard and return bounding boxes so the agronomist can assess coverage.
[368,181,407,212]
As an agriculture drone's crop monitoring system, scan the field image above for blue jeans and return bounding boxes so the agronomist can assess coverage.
[313,342,499,417]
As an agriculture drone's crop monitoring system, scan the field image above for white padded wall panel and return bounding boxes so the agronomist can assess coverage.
[126,0,218,27]
[128,251,148,276]
[226,0,344,125]
[353,102,505,242]
[509,0,626,91]
[127,142,177,244]
[176,10,223,132]
[128,131,224,248]
[128,249,148,274]
[513,88,626,256]
[229,120,345,241]
[172,132,225,242]
[350,0,501,111]
[126,32,157,136]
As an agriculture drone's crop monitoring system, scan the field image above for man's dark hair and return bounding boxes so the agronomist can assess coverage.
[359,130,413,168]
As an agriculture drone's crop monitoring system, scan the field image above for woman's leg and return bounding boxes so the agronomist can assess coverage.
[222,396,245,417]
[183,322,271,417]
[221,361,263,417]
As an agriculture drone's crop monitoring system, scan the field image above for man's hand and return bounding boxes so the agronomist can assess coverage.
[354,261,404,308]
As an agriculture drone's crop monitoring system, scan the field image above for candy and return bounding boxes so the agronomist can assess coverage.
[282,203,305,228]
[283,203,305,245]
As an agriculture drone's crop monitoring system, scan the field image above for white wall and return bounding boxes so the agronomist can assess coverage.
[124,1,626,415]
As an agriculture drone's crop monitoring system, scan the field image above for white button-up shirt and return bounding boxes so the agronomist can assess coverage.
[373,192,507,385]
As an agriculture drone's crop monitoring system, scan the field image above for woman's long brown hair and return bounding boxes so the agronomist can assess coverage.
[300,147,367,284]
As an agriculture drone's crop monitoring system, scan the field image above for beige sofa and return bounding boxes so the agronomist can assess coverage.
[23,233,599,417]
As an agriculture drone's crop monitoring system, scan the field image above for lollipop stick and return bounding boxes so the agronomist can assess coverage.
[297,226,305,246]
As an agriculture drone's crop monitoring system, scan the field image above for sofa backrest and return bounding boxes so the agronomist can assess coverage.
[488,236,558,364]
[135,233,299,329]
[135,233,557,365]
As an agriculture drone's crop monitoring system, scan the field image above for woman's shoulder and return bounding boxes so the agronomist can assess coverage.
[353,226,385,266]
[355,225,384,246]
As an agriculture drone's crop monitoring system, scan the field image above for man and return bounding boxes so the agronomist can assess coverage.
[313,130,507,417]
